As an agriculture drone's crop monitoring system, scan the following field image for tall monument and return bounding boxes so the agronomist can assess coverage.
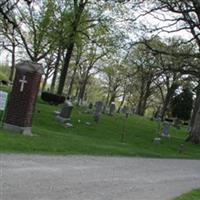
[4,61,43,135]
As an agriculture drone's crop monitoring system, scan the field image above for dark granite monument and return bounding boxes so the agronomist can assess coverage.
[4,61,43,135]
[94,101,103,123]
[109,102,116,116]
[56,98,74,123]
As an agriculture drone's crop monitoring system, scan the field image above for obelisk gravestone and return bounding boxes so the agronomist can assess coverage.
[4,61,43,135]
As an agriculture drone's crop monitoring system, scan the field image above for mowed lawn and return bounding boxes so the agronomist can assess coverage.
[174,189,200,200]
[0,101,200,158]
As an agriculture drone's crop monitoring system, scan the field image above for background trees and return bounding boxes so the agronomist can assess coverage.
[1,0,200,143]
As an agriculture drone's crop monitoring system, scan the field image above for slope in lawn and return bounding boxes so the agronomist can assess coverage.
[0,102,200,158]
[174,189,200,200]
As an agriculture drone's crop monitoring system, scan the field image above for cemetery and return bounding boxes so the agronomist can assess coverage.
[0,85,200,158]
[0,1,200,199]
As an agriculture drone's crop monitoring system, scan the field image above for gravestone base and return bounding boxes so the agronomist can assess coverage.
[161,133,171,138]
[56,115,71,123]
[65,123,73,128]
[153,137,161,144]
[53,111,60,115]
[3,123,32,136]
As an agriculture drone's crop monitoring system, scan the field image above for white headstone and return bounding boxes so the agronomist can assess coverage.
[0,91,8,111]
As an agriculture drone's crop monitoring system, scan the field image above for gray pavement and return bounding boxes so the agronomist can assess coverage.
[0,154,200,200]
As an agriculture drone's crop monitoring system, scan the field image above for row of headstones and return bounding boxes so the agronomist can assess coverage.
[86,102,136,116]
[54,100,104,126]
[55,100,134,123]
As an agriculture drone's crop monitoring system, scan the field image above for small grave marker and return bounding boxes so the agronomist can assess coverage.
[161,121,171,138]
[0,91,8,111]
[94,101,103,123]
[109,102,116,116]
[0,91,8,126]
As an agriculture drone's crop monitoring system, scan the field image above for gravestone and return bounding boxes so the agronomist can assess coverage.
[178,144,186,153]
[154,109,161,119]
[4,61,43,135]
[121,106,128,114]
[161,121,170,138]
[109,102,116,116]
[153,137,161,145]
[94,101,103,123]
[56,98,73,123]
[132,107,136,115]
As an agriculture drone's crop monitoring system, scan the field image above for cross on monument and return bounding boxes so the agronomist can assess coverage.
[19,75,27,92]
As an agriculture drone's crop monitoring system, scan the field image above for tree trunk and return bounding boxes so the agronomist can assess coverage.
[109,93,116,105]
[188,103,200,144]
[75,87,79,97]
[160,83,178,120]
[57,43,74,95]
[9,43,15,82]
[136,98,143,115]
[56,2,86,95]
[117,91,126,113]
[77,78,88,106]
[191,81,200,127]
[67,67,77,97]
[103,91,110,113]
[136,79,145,115]
[50,48,61,93]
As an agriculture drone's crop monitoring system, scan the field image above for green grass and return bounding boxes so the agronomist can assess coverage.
[174,189,200,200]
[0,101,200,158]
[0,71,8,81]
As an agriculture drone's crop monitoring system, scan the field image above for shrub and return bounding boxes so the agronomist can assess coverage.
[41,92,65,105]
[171,88,193,121]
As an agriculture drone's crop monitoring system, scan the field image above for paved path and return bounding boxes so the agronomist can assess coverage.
[0,154,200,200]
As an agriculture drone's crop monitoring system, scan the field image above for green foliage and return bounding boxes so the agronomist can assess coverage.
[0,71,8,81]
[0,65,9,80]
[0,102,200,158]
[171,88,193,121]
[48,0,89,49]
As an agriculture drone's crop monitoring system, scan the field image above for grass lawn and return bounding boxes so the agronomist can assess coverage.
[174,189,200,200]
[0,71,8,81]
[0,100,200,158]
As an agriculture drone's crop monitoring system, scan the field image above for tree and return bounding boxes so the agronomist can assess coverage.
[0,1,56,62]
[133,0,200,143]
[0,0,32,28]
[127,42,163,116]
[171,88,193,121]
[0,24,18,82]
[56,0,88,95]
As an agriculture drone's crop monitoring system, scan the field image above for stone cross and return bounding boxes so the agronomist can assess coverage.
[19,75,27,92]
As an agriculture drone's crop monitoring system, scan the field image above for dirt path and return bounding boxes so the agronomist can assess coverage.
[1,154,200,200]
